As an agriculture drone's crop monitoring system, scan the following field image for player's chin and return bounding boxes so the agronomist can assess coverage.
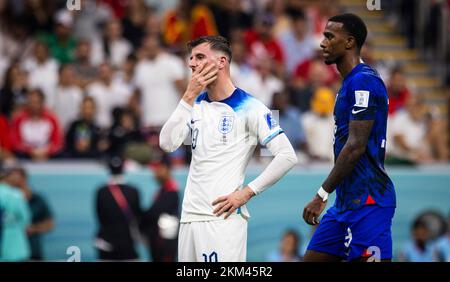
[322,53,334,65]
[323,57,334,65]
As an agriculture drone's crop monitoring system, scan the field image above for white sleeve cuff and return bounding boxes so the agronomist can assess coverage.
[179,99,193,111]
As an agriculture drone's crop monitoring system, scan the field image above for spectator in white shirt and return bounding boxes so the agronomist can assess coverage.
[114,54,137,99]
[53,64,84,131]
[0,55,9,88]
[133,35,185,128]
[21,41,58,108]
[302,87,335,162]
[230,40,255,85]
[235,54,283,107]
[278,9,315,75]
[387,94,448,164]
[91,19,132,68]
[387,94,432,164]
[87,62,132,129]
[73,40,98,88]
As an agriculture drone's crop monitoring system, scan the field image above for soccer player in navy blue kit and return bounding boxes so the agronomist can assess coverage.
[302,14,396,262]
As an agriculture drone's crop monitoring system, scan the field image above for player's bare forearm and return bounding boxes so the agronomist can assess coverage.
[321,120,374,193]
[303,120,373,225]
[27,218,54,235]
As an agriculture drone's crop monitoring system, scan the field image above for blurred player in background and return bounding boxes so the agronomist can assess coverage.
[398,217,433,262]
[266,229,302,262]
[0,165,30,262]
[302,14,396,262]
[433,213,450,262]
[3,165,54,261]
[160,35,297,262]
[94,156,142,261]
[141,154,180,262]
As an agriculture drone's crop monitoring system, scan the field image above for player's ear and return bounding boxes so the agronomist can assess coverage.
[217,55,227,70]
[346,36,356,50]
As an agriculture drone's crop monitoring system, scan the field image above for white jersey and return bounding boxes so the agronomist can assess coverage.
[181,88,284,223]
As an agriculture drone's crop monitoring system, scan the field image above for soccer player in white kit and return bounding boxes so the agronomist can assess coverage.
[159,36,298,262]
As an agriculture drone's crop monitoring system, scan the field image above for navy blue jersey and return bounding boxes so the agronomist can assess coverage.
[333,63,396,212]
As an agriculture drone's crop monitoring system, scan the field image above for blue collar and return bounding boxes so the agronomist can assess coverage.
[343,63,366,82]
[195,87,249,112]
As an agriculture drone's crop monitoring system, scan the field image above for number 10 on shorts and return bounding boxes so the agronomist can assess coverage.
[202,251,218,262]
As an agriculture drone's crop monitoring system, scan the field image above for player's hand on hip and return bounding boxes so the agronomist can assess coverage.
[303,195,327,225]
[212,186,255,219]
[182,62,218,105]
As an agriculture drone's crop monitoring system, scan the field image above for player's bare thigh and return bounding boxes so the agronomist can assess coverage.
[303,250,342,262]
[353,257,392,262]
[304,250,392,262]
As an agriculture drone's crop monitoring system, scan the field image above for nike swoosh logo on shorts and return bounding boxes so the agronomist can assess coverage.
[352,108,366,114]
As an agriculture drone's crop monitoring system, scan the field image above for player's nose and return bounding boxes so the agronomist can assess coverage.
[188,61,196,71]
[320,39,327,50]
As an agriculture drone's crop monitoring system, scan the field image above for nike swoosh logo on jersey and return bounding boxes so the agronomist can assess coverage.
[351,108,366,114]
[191,119,201,124]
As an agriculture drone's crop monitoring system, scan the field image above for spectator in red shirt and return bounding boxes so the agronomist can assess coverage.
[10,89,63,161]
[387,66,411,115]
[244,13,285,77]
[293,49,339,89]
[100,0,127,19]
[0,114,14,160]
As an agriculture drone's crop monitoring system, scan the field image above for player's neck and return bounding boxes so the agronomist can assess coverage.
[337,55,362,78]
[110,175,125,185]
[206,77,236,102]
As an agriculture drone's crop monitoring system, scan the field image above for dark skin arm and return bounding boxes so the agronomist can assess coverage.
[27,218,54,235]
[303,119,374,225]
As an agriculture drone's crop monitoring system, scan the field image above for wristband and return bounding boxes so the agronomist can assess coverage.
[317,186,329,202]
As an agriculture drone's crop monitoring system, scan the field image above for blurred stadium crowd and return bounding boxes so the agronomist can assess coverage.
[0,0,448,166]
[0,0,449,262]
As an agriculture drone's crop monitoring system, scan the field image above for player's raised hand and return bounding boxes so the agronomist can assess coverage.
[182,61,218,105]
[303,195,327,225]
[212,187,255,219]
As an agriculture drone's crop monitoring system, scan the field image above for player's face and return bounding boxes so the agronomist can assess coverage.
[189,43,223,73]
[4,171,24,188]
[27,91,44,114]
[320,21,348,65]
[81,99,96,120]
[154,164,169,183]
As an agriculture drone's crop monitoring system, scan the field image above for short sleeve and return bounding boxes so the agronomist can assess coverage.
[249,101,284,146]
[348,74,384,121]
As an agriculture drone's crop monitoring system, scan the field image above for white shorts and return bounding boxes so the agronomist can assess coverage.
[178,215,248,262]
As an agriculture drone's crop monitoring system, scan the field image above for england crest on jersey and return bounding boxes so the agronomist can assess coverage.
[218,115,234,134]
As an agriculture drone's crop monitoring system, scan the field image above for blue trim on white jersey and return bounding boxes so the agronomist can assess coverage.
[261,129,284,146]
[194,88,254,113]
[195,92,209,104]
[220,88,250,112]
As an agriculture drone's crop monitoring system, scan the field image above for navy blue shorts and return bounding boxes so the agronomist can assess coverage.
[307,205,395,261]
